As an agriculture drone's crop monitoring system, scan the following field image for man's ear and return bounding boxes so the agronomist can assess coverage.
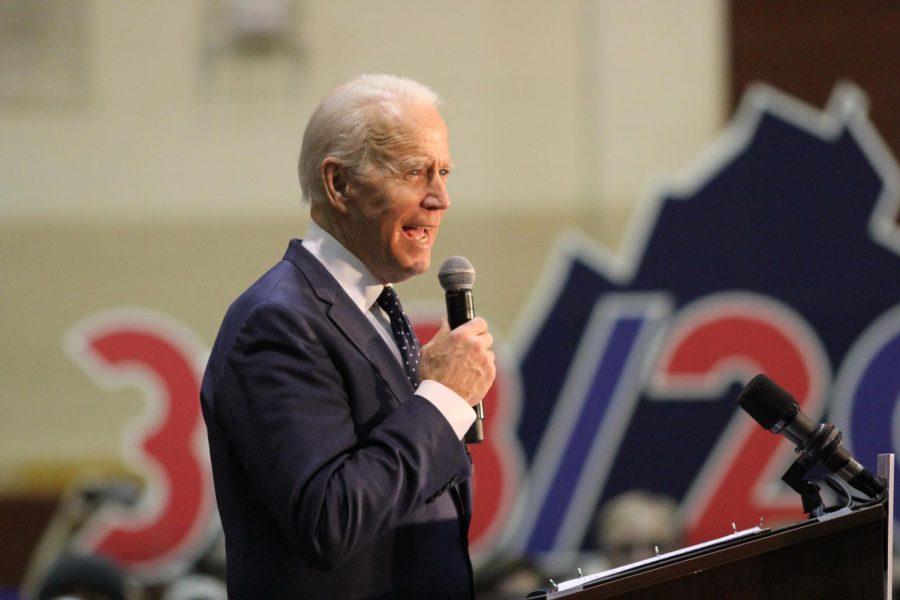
[321,158,350,213]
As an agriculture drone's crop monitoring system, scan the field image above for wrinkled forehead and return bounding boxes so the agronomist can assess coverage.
[365,102,450,168]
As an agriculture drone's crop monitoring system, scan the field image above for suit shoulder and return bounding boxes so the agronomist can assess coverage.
[225,259,323,328]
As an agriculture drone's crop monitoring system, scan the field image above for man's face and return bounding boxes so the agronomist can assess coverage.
[341,103,452,283]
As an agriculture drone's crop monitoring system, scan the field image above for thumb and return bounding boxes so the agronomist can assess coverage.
[437,317,451,334]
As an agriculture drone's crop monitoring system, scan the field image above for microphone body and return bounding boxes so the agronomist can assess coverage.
[738,374,884,498]
[438,257,483,444]
[445,288,475,330]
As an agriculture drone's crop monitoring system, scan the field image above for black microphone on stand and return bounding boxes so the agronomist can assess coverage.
[438,256,483,444]
[738,373,883,499]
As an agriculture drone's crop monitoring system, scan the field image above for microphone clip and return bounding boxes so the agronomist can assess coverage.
[781,454,827,518]
[780,423,881,518]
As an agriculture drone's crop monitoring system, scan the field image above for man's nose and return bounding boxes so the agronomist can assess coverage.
[424,174,451,209]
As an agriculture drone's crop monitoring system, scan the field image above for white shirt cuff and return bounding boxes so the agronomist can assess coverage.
[416,379,476,440]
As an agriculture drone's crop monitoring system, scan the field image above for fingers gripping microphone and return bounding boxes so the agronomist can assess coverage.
[737,373,883,499]
[438,256,483,444]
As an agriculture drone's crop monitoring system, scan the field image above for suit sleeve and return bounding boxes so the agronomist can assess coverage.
[210,300,471,569]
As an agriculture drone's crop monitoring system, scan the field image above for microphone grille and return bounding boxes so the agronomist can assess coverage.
[737,373,799,431]
[438,256,475,291]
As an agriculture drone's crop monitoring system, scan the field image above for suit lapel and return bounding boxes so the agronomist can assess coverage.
[286,241,473,533]
[283,240,415,403]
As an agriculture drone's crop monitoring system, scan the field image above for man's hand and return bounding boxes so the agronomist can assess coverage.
[420,318,495,406]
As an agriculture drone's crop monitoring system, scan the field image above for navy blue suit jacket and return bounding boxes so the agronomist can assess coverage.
[201,240,474,599]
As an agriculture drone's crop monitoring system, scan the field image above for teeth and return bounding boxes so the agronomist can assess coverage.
[405,226,428,241]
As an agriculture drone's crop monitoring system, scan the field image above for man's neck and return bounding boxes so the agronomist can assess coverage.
[302,219,384,314]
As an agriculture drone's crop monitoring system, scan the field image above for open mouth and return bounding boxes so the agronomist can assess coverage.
[402,225,434,244]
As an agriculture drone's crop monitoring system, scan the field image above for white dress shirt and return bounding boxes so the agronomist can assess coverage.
[302,221,476,440]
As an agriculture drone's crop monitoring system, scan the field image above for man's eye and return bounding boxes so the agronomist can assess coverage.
[439,168,450,177]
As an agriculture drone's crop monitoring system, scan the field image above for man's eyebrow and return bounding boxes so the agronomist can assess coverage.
[394,156,454,171]
[396,156,427,169]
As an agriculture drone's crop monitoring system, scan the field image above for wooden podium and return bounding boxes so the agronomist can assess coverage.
[540,455,894,600]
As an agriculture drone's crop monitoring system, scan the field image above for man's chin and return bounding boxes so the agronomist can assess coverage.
[394,259,430,283]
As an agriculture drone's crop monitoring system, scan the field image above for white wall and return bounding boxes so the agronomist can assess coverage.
[0,0,729,488]
[1,0,727,222]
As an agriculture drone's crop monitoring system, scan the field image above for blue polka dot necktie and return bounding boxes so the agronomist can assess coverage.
[377,286,421,387]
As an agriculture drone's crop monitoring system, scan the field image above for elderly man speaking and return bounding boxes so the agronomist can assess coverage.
[201,74,496,599]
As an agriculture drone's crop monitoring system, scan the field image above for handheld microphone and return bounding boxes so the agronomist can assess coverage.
[438,256,483,444]
[737,373,883,498]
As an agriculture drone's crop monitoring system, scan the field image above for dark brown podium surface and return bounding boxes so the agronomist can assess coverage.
[546,502,889,600]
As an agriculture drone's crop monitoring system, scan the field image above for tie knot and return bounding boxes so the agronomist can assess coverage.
[377,285,402,315]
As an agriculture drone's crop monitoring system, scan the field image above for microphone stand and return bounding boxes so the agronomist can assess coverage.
[781,455,826,518]
[780,423,882,518]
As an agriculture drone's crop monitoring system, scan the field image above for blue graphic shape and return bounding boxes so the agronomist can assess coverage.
[831,303,900,484]
[849,335,900,465]
[513,83,900,555]
[526,315,646,550]
[520,295,669,553]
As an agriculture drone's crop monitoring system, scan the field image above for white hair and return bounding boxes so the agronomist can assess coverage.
[297,74,441,206]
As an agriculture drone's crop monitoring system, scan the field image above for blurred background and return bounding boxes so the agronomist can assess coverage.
[2,1,900,598]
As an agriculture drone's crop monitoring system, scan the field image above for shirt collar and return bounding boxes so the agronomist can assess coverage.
[302,220,385,313]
